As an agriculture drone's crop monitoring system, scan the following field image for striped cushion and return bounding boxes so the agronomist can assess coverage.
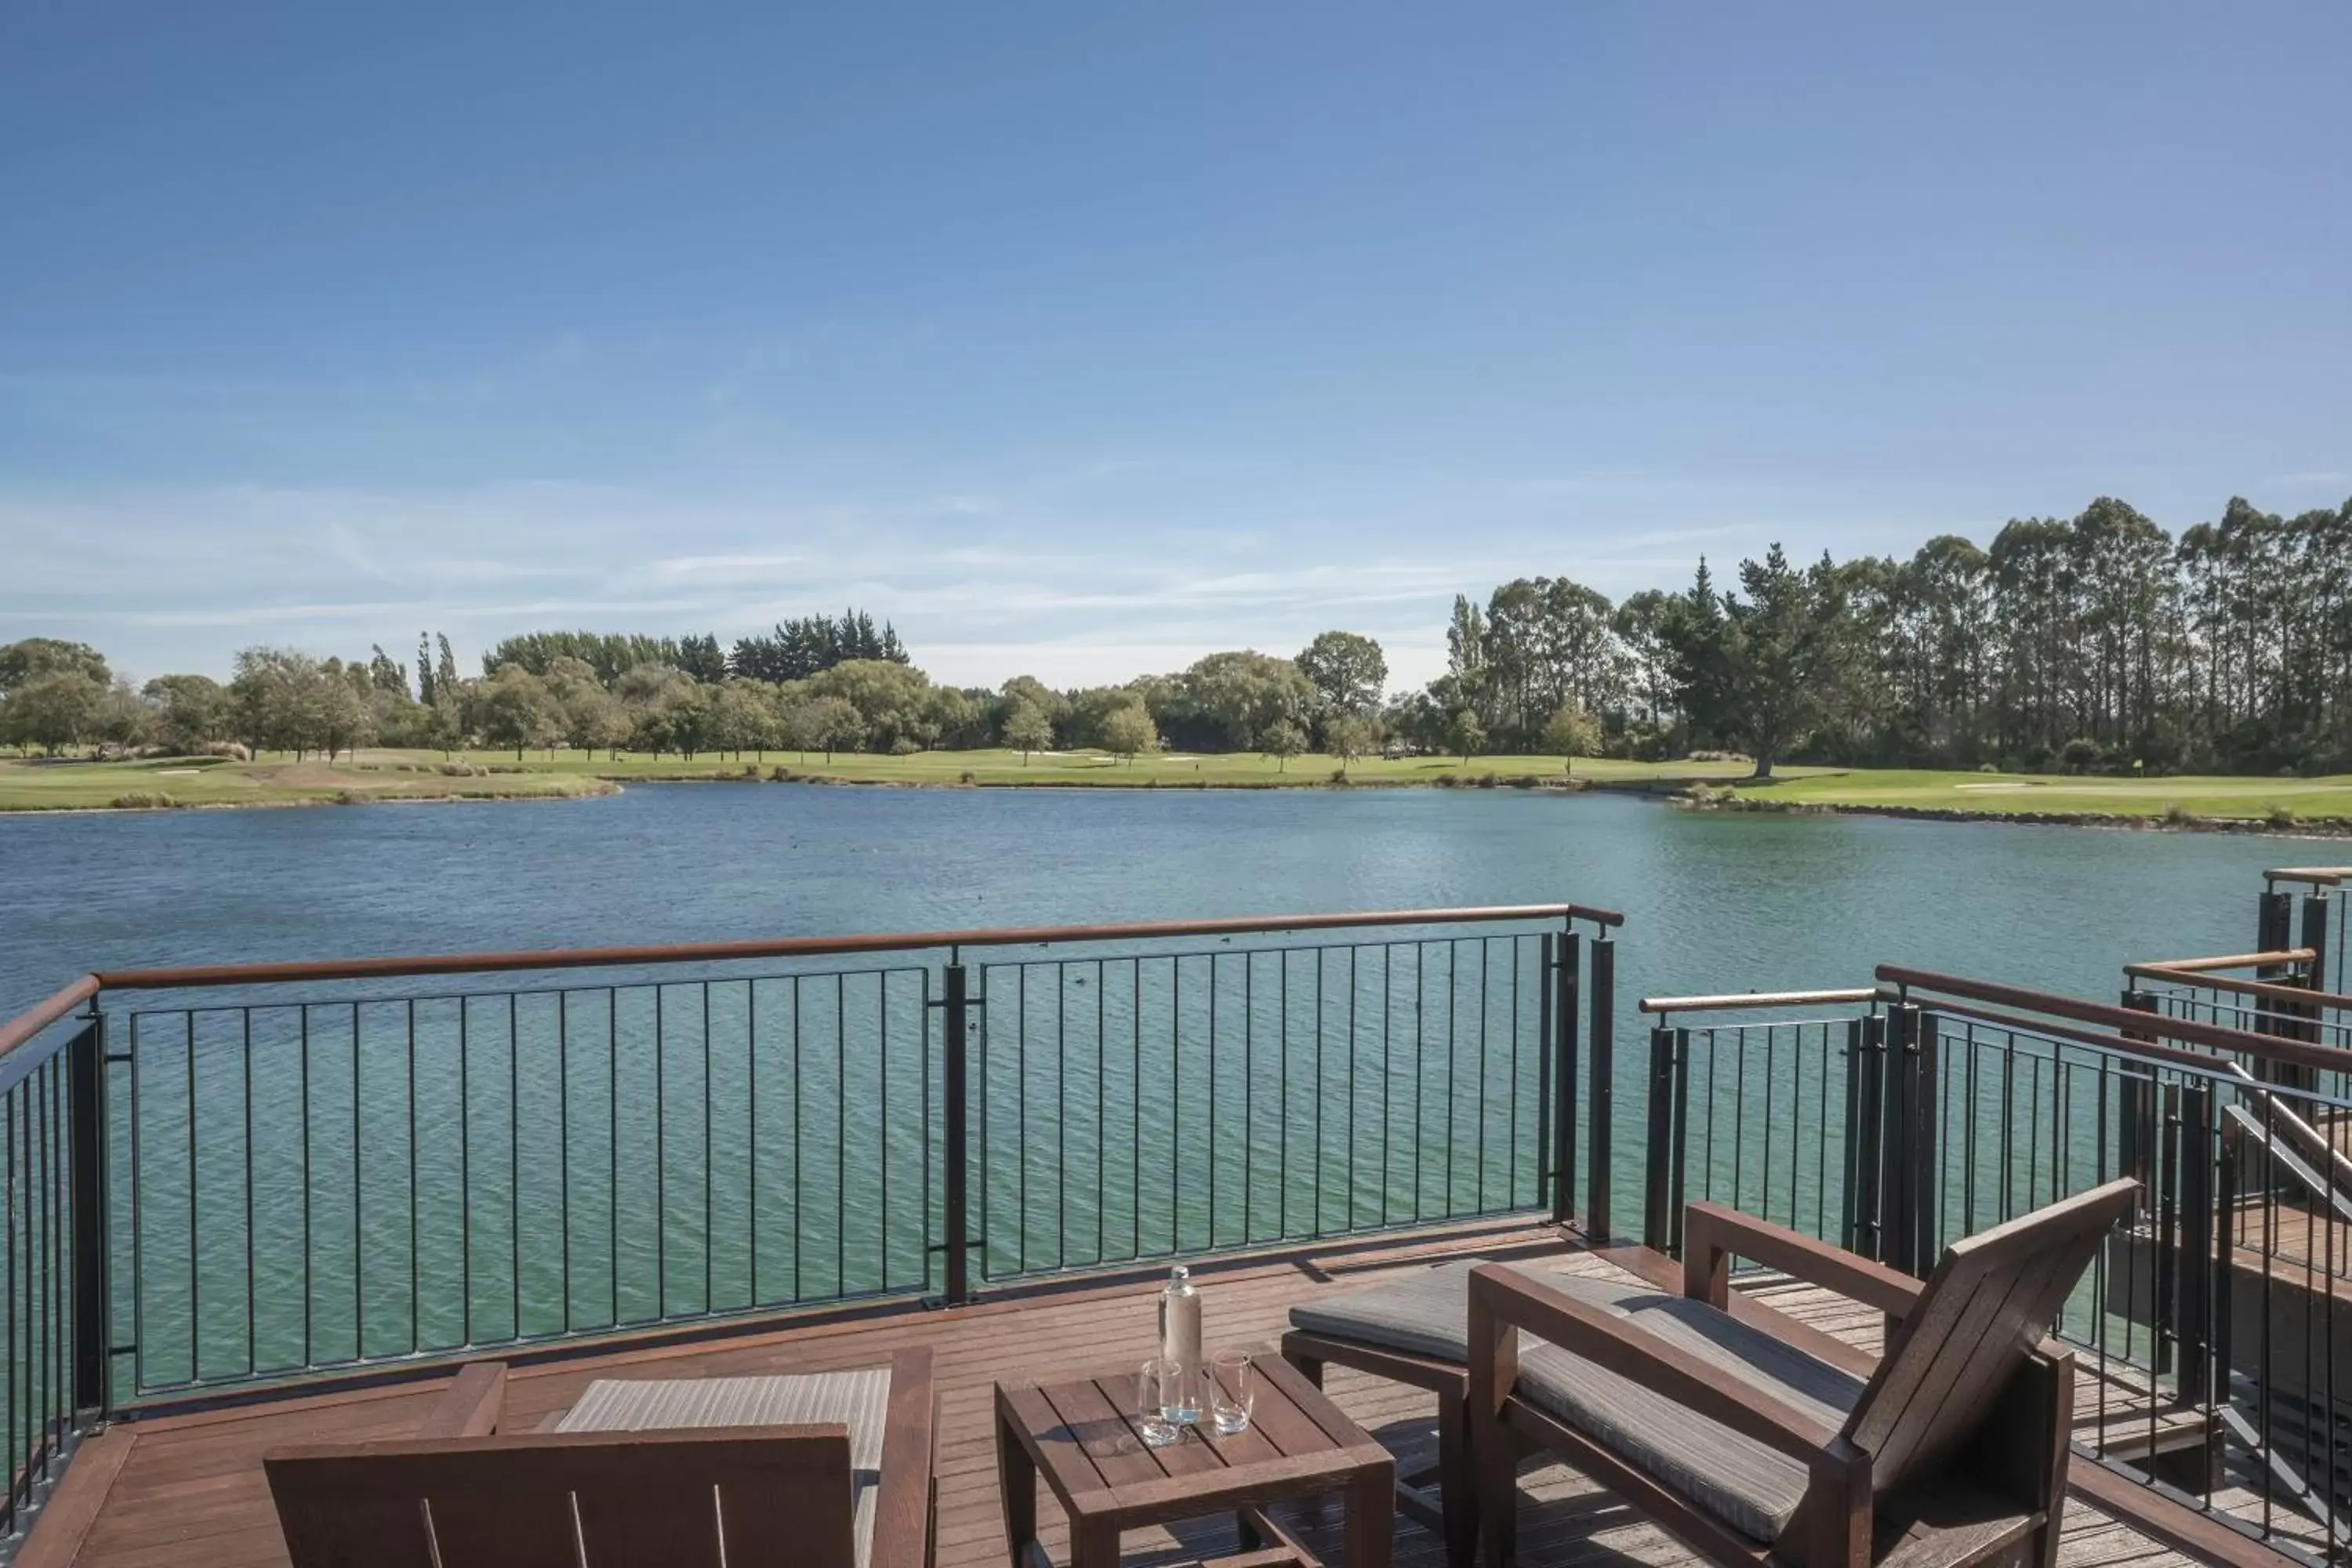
[555,1367,892,1566]
[1288,1258,1581,1361]
[1290,1262,1863,1543]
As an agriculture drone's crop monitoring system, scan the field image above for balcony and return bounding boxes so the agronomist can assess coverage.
[0,884,2346,1566]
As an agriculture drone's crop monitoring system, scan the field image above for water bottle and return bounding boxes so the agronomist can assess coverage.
[1158,1263,1203,1423]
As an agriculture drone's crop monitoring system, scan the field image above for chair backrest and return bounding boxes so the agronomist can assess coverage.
[264,1424,856,1568]
[1840,1176,2137,1497]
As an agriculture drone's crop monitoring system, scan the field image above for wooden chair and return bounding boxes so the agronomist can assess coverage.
[1470,1178,2138,1568]
[263,1346,936,1568]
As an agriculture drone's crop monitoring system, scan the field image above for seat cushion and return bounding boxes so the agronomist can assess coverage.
[1290,1261,1863,1544]
[555,1367,892,1566]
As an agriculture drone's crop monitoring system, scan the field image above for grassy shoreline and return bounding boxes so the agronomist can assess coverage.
[3,749,2350,833]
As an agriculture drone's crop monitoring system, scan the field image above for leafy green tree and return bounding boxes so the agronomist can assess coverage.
[1542,703,1601,775]
[0,638,109,695]
[806,659,932,749]
[230,648,326,757]
[1003,698,1054,764]
[1323,713,1374,775]
[1295,631,1388,724]
[91,680,154,754]
[1,670,105,754]
[470,666,559,759]
[1102,704,1158,764]
[1261,717,1307,771]
[793,695,864,762]
[1446,708,1486,762]
[142,674,230,752]
[1167,651,1315,750]
[1720,544,1845,779]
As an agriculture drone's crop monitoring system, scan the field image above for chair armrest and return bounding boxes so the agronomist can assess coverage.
[419,1362,507,1438]
[1466,1265,1838,1465]
[1682,1203,1924,1322]
[871,1348,938,1568]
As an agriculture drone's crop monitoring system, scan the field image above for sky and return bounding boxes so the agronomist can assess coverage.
[3,4,2348,693]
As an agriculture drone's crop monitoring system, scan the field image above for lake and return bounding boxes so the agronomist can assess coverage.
[0,783,2302,1018]
[0,784,2307,1397]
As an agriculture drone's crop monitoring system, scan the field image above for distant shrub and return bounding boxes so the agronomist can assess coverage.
[1685,750,1751,764]
[2060,738,2102,772]
[770,766,795,782]
[111,791,175,810]
[1432,773,1458,789]
[1329,767,1349,785]
[436,761,481,777]
[887,736,922,756]
[2162,802,2194,826]
[2268,804,2297,828]
[959,770,978,785]
[741,763,760,779]
[332,789,367,805]
[1476,772,1500,789]
[1977,762,1998,774]
[200,742,252,761]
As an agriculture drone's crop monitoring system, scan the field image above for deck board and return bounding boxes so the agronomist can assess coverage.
[46,1221,2202,1568]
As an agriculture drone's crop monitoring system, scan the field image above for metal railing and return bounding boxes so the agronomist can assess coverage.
[0,900,1621,1552]
[1637,942,2352,1565]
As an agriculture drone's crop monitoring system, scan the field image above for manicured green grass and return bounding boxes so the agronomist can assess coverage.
[0,753,611,811]
[9,748,2344,826]
[1744,767,2352,822]
[495,746,1806,789]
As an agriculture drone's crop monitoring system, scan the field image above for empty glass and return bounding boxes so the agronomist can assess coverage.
[1209,1351,1255,1436]
[1135,1359,1183,1448]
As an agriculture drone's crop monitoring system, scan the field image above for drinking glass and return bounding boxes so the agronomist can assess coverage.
[1135,1359,1183,1448]
[1208,1351,1255,1436]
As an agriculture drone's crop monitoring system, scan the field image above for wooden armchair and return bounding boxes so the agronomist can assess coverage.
[264,1346,936,1568]
[1470,1179,2136,1568]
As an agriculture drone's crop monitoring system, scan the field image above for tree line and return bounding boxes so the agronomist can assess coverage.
[1419,492,2352,775]
[4,491,2347,776]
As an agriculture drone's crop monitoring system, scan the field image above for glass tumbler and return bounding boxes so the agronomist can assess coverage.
[1136,1359,1183,1448]
[1208,1350,1255,1436]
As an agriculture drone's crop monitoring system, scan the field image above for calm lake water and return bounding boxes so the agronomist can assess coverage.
[0,783,2303,1016]
[0,785,2308,1398]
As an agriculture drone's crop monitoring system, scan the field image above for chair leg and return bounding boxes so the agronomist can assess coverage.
[1475,1421,1519,1568]
[1287,1349,1326,1388]
[1436,1385,1479,1568]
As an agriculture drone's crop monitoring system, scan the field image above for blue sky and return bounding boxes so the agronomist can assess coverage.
[3,4,2347,691]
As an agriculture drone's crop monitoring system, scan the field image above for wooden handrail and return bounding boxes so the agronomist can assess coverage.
[2265,866,2350,886]
[2126,965,2352,1014]
[0,976,98,1062]
[83,902,1623,993]
[1878,964,2352,1076]
[2125,949,2314,975]
[1639,987,1879,1015]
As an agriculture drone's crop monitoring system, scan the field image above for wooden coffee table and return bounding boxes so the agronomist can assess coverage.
[995,1346,1394,1568]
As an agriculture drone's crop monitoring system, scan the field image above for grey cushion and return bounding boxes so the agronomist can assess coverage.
[555,1367,893,1566]
[1290,1262,1864,1544]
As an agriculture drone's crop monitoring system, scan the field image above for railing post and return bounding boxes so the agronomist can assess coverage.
[2119,990,2159,1205]
[2303,889,2332,997]
[68,1007,107,1417]
[1880,1004,1921,1276]
[940,960,972,1308]
[1905,1008,1940,1272]
[1851,1012,1887,1263]
[1840,1016,1863,1253]
[1585,934,1614,1243]
[1642,1024,1677,1254]
[1548,928,1581,1226]
[2176,1079,2215,1406]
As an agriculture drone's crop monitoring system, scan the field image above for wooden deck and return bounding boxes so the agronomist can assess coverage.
[29,1220,2220,1568]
